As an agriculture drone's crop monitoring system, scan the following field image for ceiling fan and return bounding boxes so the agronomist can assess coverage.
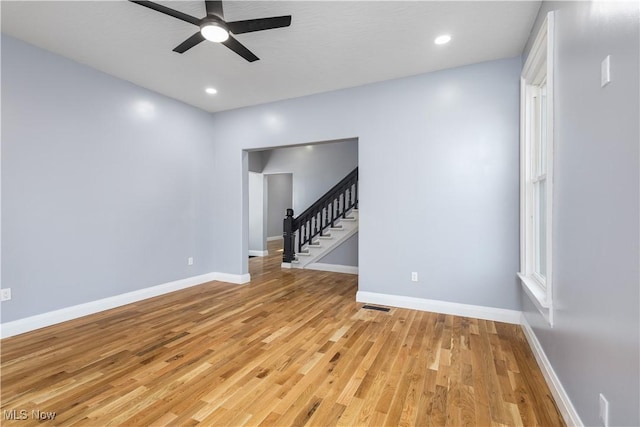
[129,0,292,62]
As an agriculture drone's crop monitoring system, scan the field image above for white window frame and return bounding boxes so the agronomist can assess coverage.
[518,12,555,326]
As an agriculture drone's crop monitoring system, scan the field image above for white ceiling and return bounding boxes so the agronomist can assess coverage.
[1,1,540,113]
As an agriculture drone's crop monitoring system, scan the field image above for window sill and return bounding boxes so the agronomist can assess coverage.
[518,273,554,327]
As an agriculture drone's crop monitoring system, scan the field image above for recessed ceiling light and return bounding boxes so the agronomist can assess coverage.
[434,35,452,45]
[205,87,218,95]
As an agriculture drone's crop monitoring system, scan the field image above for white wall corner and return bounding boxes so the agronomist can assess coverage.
[267,236,283,242]
[0,271,252,339]
[520,313,584,427]
[355,291,522,324]
[214,272,251,284]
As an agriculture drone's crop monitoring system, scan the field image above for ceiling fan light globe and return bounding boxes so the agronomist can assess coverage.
[201,23,229,42]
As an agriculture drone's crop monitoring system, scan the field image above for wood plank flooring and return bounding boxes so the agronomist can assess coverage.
[1,241,564,426]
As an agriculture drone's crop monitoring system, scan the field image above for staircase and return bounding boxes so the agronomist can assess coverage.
[285,209,358,269]
[282,168,358,269]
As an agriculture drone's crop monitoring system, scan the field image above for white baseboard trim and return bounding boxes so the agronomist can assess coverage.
[248,250,268,257]
[267,236,283,242]
[215,272,251,284]
[306,263,358,275]
[281,263,292,269]
[520,314,583,426]
[0,271,250,339]
[355,291,521,324]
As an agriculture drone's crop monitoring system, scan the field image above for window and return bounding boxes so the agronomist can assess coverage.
[518,12,554,325]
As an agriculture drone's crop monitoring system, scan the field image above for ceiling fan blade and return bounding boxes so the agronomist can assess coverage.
[227,15,291,34]
[173,32,205,53]
[129,1,201,26]
[222,35,259,62]
[205,0,224,18]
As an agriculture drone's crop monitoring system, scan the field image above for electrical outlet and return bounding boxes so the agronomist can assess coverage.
[188,257,194,266]
[411,272,418,282]
[1,288,12,301]
[599,393,609,427]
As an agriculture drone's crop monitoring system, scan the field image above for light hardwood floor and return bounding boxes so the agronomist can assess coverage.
[1,241,564,426]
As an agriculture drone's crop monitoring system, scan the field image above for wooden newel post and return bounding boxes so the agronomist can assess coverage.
[283,208,295,263]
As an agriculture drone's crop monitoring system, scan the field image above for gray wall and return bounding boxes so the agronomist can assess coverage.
[261,140,358,214]
[247,151,264,173]
[521,2,640,426]
[1,36,217,323]
[212,56,522,310]
[248,172,267,253]
[318,233,358,267]
[266,174,292,238]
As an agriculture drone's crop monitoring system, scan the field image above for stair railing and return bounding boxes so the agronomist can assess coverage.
[283,167,358,263]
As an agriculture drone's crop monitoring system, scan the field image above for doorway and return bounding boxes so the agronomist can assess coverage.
[243,138,359,275]
[248,172,293,257]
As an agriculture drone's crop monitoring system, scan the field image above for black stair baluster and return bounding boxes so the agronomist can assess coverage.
[352,183,356,208]
[306,219,310,246]
[355,181,358,209]
[331,199,336,226]
[331,200,336,227]
[323,205,327,233]
[349,184,354,208]
[325,205,329,229]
